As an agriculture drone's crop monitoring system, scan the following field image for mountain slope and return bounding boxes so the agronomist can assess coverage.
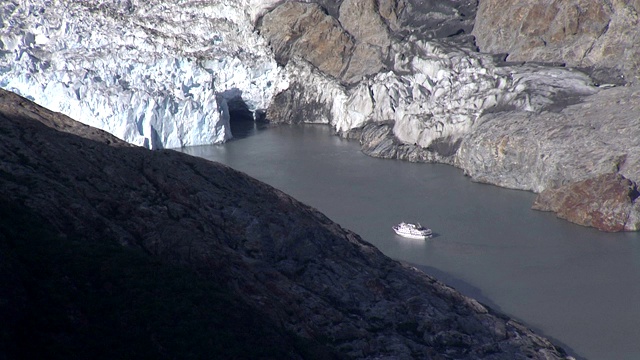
[0,89,569,358]
[0,199,337,360]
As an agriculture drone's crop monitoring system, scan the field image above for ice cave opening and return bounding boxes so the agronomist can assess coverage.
[226,96,266,140]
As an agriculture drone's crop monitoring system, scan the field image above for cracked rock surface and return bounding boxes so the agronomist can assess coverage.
[473,0,640,85]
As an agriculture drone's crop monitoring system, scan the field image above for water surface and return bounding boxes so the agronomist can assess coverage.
[180,124,640,360]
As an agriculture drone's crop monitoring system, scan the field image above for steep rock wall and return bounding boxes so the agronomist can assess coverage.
[472,0,640,85]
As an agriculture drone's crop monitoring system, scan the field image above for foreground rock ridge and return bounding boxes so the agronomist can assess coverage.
[0,89,570,358]
[2,0,640,231]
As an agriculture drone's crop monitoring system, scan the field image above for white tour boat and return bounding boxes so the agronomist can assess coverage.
[393,222,433,239]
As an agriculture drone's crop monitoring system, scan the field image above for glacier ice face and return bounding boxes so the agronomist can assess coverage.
[0,0,282,148]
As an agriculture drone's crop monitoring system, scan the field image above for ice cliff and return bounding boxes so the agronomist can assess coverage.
[0,0,282,148]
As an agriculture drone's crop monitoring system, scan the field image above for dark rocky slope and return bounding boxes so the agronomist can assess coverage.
[0,88,570,358]
[0,199,337,360]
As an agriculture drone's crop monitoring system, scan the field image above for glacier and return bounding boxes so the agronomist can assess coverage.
[0,0,283,148]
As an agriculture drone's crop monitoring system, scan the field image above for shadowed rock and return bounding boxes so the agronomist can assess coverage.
[0,88,572,358]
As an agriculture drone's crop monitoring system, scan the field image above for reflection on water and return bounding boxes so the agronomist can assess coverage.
[229,118,268,140]
[180,124,640,360]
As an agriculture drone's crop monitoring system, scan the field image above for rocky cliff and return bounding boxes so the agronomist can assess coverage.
[3,0,640,231]
[468,0,640,230]
[473,0,640,86]
[0,89,571,358]
[532,173,640,232]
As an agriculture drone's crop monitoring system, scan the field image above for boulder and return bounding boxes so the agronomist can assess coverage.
[533,173,640,232]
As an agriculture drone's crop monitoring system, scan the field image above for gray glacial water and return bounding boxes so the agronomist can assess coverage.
[180,123,640,360]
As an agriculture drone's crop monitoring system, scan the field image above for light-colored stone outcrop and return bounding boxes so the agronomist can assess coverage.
[457,86,640,193]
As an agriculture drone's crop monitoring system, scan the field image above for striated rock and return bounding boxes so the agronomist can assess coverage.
[473,0,640,85]
[456,86,640,194]
[532,173,640,232]
[259,2,355,80]
[0,88,572,358]
[345,122,439,163]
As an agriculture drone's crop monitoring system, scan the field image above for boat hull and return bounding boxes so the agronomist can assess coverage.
[393,229,432,240]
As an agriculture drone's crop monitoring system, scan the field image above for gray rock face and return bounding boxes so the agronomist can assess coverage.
[456,86,640,193]
[0,88,571,358]
[472,0,640,85]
